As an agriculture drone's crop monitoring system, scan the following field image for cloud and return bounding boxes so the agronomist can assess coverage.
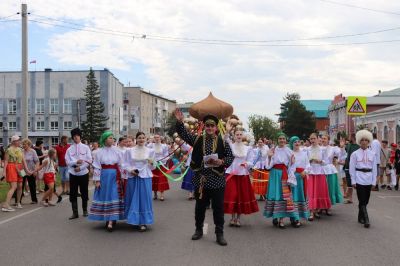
[2,0,400,126]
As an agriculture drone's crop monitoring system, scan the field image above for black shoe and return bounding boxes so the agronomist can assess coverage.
[191,230,203,240]
[216,234,227,246]
[395,185,399,191]
[380,184,387,189]
[374,185,379,191]
[57,195,63,203]
[272,218,278,227]
[361,206,370,228]
[83,210,88,217]
[387,186,392,190]
[69,213,79,220]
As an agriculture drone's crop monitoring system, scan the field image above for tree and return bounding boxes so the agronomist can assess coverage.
[81,68,109,143]
[165,112,178,138]
[278,93,316,139]
[248,114,279,141]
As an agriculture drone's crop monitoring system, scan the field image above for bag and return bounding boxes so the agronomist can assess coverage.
[18,169,26,177]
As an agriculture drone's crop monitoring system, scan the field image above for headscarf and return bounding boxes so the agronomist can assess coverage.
[99,130,113,147]
[276,132,287,140]
[289,136,300,150]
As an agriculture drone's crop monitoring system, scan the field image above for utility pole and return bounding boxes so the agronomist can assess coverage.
[21,3,29,139]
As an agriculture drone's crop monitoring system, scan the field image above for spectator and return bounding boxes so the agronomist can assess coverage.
[395,142,400,190]
[54,136,71,195]
[370,133,381,191]
[21,138,39,204]
[34,140,46,192]
[379,140,391,189]
[36,149,58,206]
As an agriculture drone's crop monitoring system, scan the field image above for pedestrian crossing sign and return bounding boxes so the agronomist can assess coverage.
[346,96,367,115]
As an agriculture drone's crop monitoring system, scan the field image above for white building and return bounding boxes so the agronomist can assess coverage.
[0,68,123,146]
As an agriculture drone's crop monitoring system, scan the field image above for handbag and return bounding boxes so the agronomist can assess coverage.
[18,169,26,177]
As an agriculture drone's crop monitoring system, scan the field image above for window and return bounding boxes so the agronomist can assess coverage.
[384,125,389,140]
[63,99,72,113]
[28,121,31,130]
[0,138,3,145]
[8,99,16,114]
[36,121,45,130]
[123,92,128,100]
[50,99,59,114]
[0,100,3,114]
[51,137,59,146]
[50,121,59,130]
[35,99,45,114]
[64,121,72,130]
[8,121,16,130]
[123,104,128,111]
[0,122,2,128]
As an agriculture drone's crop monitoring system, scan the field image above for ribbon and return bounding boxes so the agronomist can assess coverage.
[156,142,185,163]
[155,162,190,182]
[162,147,193,174]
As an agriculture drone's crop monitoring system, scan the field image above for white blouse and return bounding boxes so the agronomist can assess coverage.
[225,142,253,175]
[293,149,310,173]
[122,146,156,179]
[92,146,124,181]
[181,143,193,167]
[266,146,296,185]
[147,143,169,164]
[306,145,324,175]
[321,145,338,175]
[65,142,93,176]
[252,145,269,169]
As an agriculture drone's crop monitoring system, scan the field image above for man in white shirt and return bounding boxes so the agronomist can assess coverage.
[65,128,93,220]
[350,129,377,228]
[370,133,381,191]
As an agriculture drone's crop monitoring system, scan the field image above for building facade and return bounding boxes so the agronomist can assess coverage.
[122,87,177,136]
[177,102,194,119]
[0,68,123,146]
[300,100,331,135]
[328,89,400,140]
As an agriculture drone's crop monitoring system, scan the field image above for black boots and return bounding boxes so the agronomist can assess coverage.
[82,201,88,217]
[191,229,203,240]
[358,206,365,224]
[361,206,370,228]
[216,234,227,246]
[69,201,79,220]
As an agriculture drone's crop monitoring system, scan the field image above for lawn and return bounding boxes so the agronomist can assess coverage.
[0,174,62,203]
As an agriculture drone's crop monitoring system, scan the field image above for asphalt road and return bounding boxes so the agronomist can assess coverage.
[1,181,400,266]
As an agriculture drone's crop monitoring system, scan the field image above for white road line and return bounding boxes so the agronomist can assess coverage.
[0,207,43,226]
[203,223,208,235]
[377,196,400,199]
[384,215,394,220]
[0,186,95,226]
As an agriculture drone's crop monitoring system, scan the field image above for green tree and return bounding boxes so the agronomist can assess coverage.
[81,68,109,143]
[165,112,178,137]
[278,93,316,139]
[248,114,279,140]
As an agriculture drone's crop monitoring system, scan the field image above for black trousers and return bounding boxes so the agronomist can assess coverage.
[69,173,89,204]
[15,175,37,203]
[194,187,225,235]
[356,184,372,207]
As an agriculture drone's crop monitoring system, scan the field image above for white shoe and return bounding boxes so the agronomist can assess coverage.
[16,203,23,209]
[2,206,15,212]
[41,201,49,207]
[48,202,56,206]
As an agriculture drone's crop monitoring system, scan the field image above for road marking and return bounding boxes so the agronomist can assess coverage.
[384,215,394,220]
[203,223,208,235]
[0,207,43,226]
[0,187,95,226]
[377,196,400,199]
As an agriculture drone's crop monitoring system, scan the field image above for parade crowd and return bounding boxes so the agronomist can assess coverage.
[1,108,400,246]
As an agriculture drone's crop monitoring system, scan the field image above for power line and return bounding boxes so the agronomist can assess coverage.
[28,19,400,47]
[0,13,18,20]
[0,19,19,23]
[30,13,400,44]
[317,0,400,16]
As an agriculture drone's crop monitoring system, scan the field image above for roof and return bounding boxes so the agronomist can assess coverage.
[300,100,331,118]
[374,88,400,97]
[367,103,400,115]
[366,96,400,105]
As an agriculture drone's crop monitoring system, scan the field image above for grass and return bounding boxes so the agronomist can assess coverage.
[0,174,62,204]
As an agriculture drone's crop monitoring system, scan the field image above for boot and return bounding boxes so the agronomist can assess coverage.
[69,201,79,220]
[358,206,365,224]
[361,206,370,228]
[82,200,88,217]
[191,229,203,240]
[216,233,227,246]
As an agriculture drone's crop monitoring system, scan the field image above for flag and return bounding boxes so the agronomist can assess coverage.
[29,60,36,64]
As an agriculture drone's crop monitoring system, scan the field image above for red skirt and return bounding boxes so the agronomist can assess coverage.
[43,172,55,185]
[307,174,332,210]
[152,166,170,192]
[252,170,269,195]
[224,175,259,214]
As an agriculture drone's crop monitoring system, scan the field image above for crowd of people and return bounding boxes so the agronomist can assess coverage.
[1,108,399,247]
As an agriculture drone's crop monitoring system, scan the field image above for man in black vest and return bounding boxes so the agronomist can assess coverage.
[175,109,233,246]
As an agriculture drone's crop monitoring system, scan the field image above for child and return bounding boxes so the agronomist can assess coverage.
[37,149,58,206]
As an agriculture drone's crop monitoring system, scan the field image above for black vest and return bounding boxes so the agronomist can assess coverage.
[190,134,225,176]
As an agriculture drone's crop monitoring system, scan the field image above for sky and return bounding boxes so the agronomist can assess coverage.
[1,0,400,127]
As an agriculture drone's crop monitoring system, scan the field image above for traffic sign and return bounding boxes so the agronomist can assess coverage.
[346,96,367,115]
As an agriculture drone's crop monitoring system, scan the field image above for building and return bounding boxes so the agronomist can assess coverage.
[177,102,194,118]
[122,87,177,136]
[300,100,331,135]
[328,89,400,140]
[0,68,123,146]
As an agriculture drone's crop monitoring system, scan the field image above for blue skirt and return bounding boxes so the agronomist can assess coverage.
[181,168,194,192]
[124,177,153,225]
[291,173,310,219]
[264,168,299,220]
[88,169,124,221]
